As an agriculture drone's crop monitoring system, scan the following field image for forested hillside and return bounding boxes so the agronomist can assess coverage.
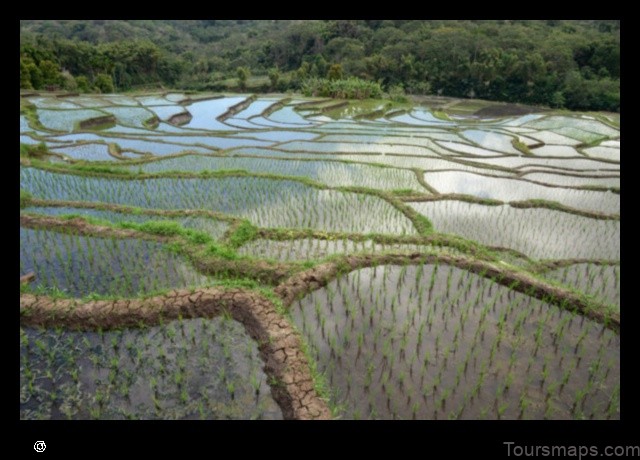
[20,20,620,111]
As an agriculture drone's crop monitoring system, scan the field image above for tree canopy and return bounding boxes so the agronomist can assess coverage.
[20,20,620,111]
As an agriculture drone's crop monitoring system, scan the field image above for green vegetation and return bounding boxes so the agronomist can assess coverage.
[20,190,32,208]
[511,139,533,155]
[20,142,49,159]
[227,221,259,248]
[20,20,619,111]
[19,91,620,421]
[302,77,382,99]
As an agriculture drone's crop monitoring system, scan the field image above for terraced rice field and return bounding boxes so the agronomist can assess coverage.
[20,92,620,420]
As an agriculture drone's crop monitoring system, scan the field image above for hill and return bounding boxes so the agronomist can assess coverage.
[20,20,619,111]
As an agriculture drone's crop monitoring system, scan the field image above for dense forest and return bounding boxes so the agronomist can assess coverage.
[19,20,620,111]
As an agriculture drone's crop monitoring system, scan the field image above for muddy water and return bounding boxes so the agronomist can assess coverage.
[20,317,282,420]
[291,264,620,420]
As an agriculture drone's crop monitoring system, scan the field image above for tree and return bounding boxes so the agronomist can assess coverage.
[75,76,91,92]
[27,63,43,89]
[327,63,343,80]
[60,70,77,91]
[18,20,619,111]
[550,91,565,108]
[94,73,114,93]
[268,67,280,89]
[39,60,62,87]
[20,59,33,89]
[236,66,249,90]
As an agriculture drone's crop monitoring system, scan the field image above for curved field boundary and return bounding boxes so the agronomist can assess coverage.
[517,169,619,181]
[530,258,620,273]
[177,94,224,105]
[19,288,331,420]
[20,213,170,242]
[421,167,618,194]
[255,227,495,257]
[217,95,257,121]
[319,101,349,113]
[403,194,620,221]
[259,98,292,118]
[78,115,116,130]
[23,164,434,235]
[21,202,495,262]
[292,98,334,109]
[20,212,294,285]
[413,168,439,194]
[107,142,126,160]
[27,198,241,224]
[274,253,619,332]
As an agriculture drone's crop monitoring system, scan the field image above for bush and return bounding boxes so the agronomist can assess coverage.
[185,230,212,245]
[94,73,114,93]
[135,220,183,236]
[302,77,382,99]
[236,67,250,90]
[61,71,77,91]
[268,68,280,89]
[228,220,258,248]
[387,84,408,103]
[75,76,91,93]
[206,242,237,260]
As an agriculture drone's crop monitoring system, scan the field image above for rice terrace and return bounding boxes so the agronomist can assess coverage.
[19,20,620,421]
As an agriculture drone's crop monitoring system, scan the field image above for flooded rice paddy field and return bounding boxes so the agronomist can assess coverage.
[20,93,620,419]
[291,264,619,420]
[20,317,282,420]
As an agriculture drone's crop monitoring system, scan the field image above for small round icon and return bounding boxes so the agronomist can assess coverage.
[34,441,46,453]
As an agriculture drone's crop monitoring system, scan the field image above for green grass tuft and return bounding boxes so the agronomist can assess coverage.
[511,139,532,155]
[20,189,33,209]
[205,242,238,260]
[227,220,258,248]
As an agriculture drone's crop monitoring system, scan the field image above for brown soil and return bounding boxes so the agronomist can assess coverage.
[78,115,117,130]
[168,112,192,126]
[20,272,35,284]
[321,101,349,112]
[19,288,331,420]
